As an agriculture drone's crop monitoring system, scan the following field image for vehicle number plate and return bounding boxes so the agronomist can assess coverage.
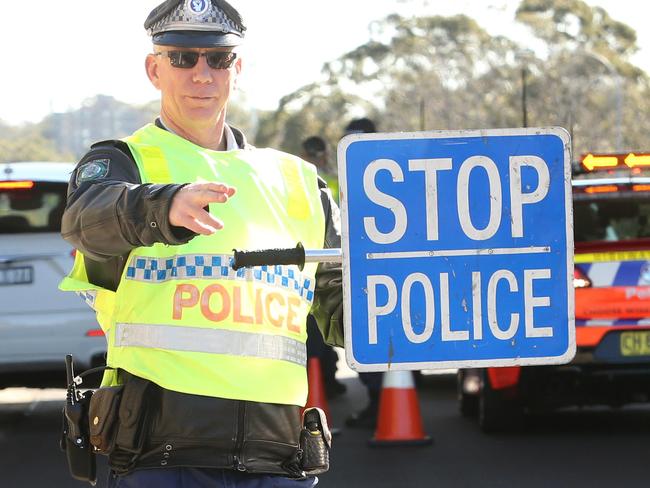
[0,266,33,286]
[620,331,650,356]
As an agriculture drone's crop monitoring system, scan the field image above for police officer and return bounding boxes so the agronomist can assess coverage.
[300,136,339,203]
[341,117,383,429]
[60,1,344,486]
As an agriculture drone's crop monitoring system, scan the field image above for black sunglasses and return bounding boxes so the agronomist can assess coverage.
[156,51,237,70]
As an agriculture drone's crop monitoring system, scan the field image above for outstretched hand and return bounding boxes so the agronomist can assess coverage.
[169,182,236,235]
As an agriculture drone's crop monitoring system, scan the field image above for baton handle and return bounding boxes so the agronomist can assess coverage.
[232,243,306,270]
[231,244,343,270]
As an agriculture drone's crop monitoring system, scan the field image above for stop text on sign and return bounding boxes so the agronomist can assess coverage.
[363,155,549,243]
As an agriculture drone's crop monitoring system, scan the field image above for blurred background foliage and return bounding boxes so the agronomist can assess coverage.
[1,0,648,169]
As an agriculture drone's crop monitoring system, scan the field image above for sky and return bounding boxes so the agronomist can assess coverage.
[0,0,648,125]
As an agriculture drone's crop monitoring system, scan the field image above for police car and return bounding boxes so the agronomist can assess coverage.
[458,152,650,432]
[0,162,105,389]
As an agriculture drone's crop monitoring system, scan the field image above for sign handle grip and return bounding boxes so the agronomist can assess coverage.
[231,243,342,270]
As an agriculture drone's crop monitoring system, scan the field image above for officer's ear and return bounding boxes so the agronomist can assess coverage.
[232,56,243,90]
[146,52,161,90]
[235,56,243,76]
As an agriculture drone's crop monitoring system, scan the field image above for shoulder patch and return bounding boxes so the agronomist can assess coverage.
[76,159,110,185]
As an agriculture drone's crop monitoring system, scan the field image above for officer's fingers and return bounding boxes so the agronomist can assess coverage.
[171,190,224,225]
[175,212,221,236]
[200,182,237,196]
[209,184,236,198]
[187,220,217,236]
[188,183,236,203]
[192,188,234,206]
[192,209,224,232]
[169,198,215,230]
[200,190,231,205]
[178,182,232,200]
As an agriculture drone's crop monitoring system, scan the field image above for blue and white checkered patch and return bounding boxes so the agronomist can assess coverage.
[76,290,97,309]
[125,254,315,303]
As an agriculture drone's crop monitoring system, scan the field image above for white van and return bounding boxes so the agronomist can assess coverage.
[0,162,106,388]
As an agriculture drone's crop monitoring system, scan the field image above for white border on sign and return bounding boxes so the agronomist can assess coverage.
[336,127,575,372]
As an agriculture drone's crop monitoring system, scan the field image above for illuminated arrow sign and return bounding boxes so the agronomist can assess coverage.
[581,153,619,171]
[624,153,650,168]
[580,152,650,171]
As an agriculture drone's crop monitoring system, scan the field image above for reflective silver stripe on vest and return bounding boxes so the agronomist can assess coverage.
[114,323,307,366]
[125,254,315,303]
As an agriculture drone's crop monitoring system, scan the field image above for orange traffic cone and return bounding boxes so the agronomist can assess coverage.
[304,357,331,422]
[368,370,432,446]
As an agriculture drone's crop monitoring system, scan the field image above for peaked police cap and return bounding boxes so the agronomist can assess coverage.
[145,0,246,48]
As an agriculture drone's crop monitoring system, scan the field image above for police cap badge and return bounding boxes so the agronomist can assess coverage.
[144,0,246,48]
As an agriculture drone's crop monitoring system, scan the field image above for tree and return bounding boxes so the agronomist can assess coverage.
[516,0,650,153]
[263,13,532,155]
[516,0,641,78]
[262,0,650,158]
[0,125,72,163]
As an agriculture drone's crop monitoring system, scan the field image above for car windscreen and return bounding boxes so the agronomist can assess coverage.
[0,182,67,234]
[573,192,650,243]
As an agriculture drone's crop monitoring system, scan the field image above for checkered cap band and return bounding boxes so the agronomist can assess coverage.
[125,254,315,303]
[148,1,243,37]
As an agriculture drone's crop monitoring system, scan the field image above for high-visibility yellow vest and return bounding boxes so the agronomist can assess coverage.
[60,124,325,405]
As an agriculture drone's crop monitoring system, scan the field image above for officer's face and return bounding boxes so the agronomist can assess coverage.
[146,46,242,129]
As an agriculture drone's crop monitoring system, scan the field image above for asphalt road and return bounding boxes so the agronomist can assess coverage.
[1,371,649,488]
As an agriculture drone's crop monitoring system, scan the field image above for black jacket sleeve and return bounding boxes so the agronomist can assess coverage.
[61,140,195,262]
[61,140,197,291]
[311,179,345,348]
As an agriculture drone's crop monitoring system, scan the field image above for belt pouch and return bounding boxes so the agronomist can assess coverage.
[299,407,331,475]
[89,386,123,454]
[114,375,151,453]
[109,375,153,474]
